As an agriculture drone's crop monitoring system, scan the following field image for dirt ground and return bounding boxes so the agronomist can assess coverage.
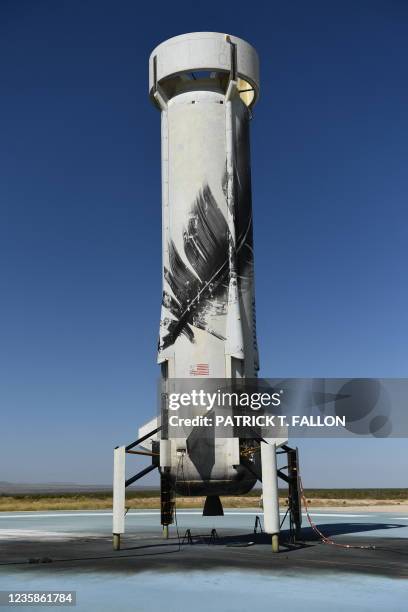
[1,495,408,513]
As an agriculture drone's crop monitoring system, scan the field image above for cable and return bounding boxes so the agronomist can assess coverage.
[299,476,375,550]
[178,452,199,544]
[242,443,374,550]
[180,451,192,499]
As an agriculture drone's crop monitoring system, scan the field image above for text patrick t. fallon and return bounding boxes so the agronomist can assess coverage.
[168,414,346,428]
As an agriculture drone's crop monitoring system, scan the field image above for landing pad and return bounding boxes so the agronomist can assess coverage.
[1,509,407,578]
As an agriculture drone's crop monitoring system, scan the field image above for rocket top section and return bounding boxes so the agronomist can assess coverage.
[149,32,260,108]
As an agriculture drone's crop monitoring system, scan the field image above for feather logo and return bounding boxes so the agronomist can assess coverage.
[160,185,230,351]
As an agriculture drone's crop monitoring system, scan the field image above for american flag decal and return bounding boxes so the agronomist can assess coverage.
[190,363,209,376]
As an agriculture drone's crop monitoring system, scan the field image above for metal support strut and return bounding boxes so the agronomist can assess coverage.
[112,427,162,550]
[279,445,302,541]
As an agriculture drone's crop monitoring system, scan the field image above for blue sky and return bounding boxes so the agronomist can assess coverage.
[1,1,407,486]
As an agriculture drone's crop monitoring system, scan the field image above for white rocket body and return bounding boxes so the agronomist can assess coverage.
[144,33,283,495]
[112,35,287,548]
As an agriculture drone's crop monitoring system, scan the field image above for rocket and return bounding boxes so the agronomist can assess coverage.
[112,33,300,552]
[151,32,261,503]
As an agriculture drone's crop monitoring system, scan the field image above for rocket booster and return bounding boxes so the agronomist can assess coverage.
[149,33,262,495]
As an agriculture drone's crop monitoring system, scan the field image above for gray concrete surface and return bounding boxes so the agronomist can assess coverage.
[0,509,407,611]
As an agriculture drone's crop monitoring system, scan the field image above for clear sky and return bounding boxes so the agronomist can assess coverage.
[1,1,407,487]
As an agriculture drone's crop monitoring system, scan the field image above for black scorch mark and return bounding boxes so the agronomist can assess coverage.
[160,185,229,351]
[160,104,256,352]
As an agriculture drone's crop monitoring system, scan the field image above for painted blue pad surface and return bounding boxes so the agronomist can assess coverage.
[1,508,408,539]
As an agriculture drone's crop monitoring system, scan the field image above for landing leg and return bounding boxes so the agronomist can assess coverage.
[287,446,302,540]
[112,446,126,550]
[113,534,121,551]
[261,441,280,553]
[160,472,174,539]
